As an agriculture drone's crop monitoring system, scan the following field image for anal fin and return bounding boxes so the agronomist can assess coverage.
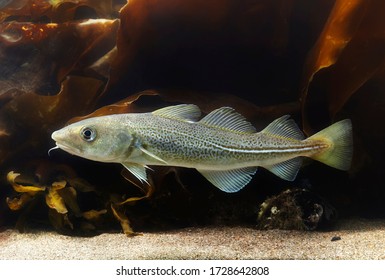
[265,157,302,181]
[197,167,257,193]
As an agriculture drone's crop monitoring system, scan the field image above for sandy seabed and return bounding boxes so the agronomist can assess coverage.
[0,219,384,260]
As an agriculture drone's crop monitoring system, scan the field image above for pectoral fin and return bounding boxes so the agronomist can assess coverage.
[122,163,149,184]
[197,167,257,193]
[265,157,302,181]
[139,146,168,165]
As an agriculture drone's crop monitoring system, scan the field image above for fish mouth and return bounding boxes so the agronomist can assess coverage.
[55,142,82,156]
[54,142,118,162]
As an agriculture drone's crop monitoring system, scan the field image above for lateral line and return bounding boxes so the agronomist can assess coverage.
[210,143,323,154]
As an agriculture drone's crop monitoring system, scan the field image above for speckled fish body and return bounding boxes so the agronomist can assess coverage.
[104,113,321,169]
[51,104,353,192]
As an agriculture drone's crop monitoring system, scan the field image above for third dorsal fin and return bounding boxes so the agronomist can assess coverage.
[262,115,305,140]
[199,107,256,133]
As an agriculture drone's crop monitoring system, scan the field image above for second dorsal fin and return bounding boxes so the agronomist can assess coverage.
[152,104,201,122]
[199,107,256,133]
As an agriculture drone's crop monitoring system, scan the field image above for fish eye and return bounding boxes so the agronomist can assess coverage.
[80,127,96,142]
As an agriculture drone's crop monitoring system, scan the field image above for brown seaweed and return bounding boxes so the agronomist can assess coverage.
[301,0,385,131]
[0,19,119,94]
[0,0,121,23]
[6,163,95,232]
[1,0,385,234]
[0,18,120,166]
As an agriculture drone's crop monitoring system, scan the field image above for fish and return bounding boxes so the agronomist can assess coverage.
[51,104,353,193]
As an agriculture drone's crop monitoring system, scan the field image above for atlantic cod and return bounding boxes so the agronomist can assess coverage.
[51,104,353,193]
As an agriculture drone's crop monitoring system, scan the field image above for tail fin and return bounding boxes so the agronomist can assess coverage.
[307,119,353,171]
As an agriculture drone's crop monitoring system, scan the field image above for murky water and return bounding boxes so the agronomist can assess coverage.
[1,0,384,235]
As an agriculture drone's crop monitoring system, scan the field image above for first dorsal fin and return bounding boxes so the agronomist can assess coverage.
[152,104,201,122]
[262,115,305,140]
[199,107,256,133]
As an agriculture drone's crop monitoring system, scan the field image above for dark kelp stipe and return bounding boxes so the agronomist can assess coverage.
[1,0,385,234]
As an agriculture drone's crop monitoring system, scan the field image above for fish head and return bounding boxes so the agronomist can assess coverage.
[51,116,134,163]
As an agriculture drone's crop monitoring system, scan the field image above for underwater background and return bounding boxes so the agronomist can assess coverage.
[0,0,385,235]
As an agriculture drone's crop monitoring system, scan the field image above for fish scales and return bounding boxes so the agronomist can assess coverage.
[123,113,324,169]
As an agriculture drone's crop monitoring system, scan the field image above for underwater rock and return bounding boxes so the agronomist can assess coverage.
[257,188,337,230]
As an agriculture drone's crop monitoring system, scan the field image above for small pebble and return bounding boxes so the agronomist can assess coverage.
[331,236,341,242]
